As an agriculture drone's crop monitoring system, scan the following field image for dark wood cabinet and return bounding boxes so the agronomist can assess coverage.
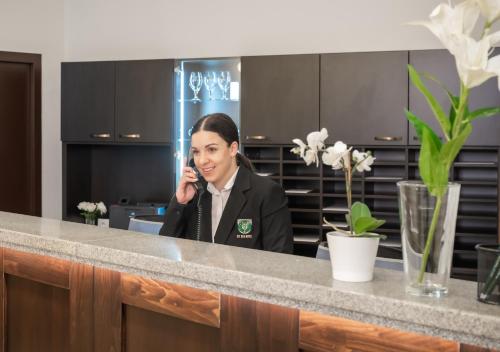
[62,60,173,143]
[115,60,173,143]
[61,62,115,142]
[241,55,319,144]
[320,51,408,145]
[409,49,500,146]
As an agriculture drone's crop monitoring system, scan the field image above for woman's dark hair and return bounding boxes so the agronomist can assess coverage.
[191,113,254,171]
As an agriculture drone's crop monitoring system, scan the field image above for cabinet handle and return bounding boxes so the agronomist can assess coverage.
[90,133,111,139]
[119,133,141,139]
[374,136,402,142]
[246,135,267,141]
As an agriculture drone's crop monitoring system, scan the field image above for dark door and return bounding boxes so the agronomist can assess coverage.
[409,49,500,146]
[0,51,41,215]
[241,55,320,144]
[61,62,115,142]
[115,60,173,143]
[321,51,408,145]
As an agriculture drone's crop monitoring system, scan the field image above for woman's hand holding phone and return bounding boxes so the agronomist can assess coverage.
[176,166,199,204]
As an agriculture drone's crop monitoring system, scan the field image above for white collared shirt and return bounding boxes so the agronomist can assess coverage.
[206,167,240,242]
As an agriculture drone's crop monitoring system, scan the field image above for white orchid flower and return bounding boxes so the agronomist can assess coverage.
[476,0,500,23]
[97,201,107,215]
[352,150,376,172]
[291,138,307,158]
[322,141,350,170]
[306,128,328,153]
[304,149,318,166]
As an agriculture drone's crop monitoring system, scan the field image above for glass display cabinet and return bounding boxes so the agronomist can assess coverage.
[174,58,241,186]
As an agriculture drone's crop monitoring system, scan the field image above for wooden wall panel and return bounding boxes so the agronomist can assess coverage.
[69,263,94,352]
[300,311,460,352]
[3,248,70,289]
[124,305,220,352]
[220,295,299,352]
[94,267,122,352]
[0,248,4,352]
[121,273,220,328]
[6,275,70,352]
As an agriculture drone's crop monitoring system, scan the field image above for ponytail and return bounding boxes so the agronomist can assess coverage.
[236,152,254,172]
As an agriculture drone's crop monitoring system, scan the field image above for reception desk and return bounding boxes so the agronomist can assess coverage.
[0,211,498,351]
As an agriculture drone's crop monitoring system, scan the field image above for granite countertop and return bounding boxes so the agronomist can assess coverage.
[0,211,498,349]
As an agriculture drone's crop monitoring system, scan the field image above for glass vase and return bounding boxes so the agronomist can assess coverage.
[397,181,461,297]
[84,216,97,225]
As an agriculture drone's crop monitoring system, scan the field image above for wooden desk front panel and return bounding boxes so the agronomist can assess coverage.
[0,247,494,352]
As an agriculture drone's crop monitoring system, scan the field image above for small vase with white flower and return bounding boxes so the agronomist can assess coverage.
[292,129,386,282]
[77,201,107,225]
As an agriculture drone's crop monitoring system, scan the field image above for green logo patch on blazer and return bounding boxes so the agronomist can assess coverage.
[237,219,253,235]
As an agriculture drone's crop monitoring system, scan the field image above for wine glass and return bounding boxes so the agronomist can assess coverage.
[217,71,231,100]
[204,72,217,100]
[189,72,203,102]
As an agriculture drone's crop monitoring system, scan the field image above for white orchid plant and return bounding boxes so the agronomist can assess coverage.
[292,129,386,238]
[408,0,500,285]
[77,201,107,223]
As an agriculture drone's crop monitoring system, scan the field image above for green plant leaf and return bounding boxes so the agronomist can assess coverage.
[420,128,447,197]
[405,110,442,148]
[353,217,386,235]
[408,65,450,138]
[350,202,371,225]
[448,94,460,128]
[440,123,473,170]
[467,107,500,121]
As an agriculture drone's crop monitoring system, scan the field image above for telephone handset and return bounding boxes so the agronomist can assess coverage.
[188,159,205,193]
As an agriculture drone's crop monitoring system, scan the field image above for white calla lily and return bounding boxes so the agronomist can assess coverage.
[410,1,480,53]
[486,54,500,90]
[458,37,496,88]
[306,128,328,152]
[476,0,500,23]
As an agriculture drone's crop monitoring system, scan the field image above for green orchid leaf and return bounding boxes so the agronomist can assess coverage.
[467,107,500,121]
[408,65,450,137]
[440,123,472,170]
[353,217,386,235]
[350,201,371,225]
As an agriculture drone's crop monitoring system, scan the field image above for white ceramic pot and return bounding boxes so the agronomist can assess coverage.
[326,231,380,282]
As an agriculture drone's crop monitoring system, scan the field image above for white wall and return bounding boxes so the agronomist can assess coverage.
[0,0,65,219]
[0,0,448,219]
[64,0,444,61]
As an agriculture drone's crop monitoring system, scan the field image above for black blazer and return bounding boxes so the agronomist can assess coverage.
[159,166,293,253]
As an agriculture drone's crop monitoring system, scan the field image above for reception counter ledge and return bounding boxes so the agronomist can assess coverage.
[0,211,498,352]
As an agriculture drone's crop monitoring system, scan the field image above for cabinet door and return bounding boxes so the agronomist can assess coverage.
[115,60,173,143]
[409,49,500,146]
[241,55,319,144]
[321,52,408,145]
[61,62,115,142]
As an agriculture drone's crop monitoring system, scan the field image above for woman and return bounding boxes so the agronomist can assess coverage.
[160,113,293,253]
